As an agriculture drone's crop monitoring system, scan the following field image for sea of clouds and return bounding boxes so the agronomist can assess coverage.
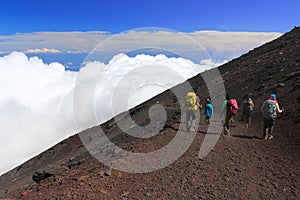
[0,52,224,175]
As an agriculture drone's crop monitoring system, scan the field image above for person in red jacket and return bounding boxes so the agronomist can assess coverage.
[223,93,238,135]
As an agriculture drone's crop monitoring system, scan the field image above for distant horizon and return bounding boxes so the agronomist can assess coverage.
[0,28,284,69]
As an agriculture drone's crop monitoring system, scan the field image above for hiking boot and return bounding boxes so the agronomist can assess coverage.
[264,134,268,140]
[268,135,273,140]
[224,128,230,135]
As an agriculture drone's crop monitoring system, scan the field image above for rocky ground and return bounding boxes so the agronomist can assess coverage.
[0,27,299,199]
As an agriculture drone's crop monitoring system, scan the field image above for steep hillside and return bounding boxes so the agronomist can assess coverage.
[0,27,299,200]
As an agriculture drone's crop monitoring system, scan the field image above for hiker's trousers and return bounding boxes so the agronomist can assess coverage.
[263,118,275,137]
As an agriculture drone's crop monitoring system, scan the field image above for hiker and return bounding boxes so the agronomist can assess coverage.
[204,98,214,124]
[241,94,255,128]
[184,91,200,132]
[261,93,284,140]
[221,97,235,125]
[223,93,238,135]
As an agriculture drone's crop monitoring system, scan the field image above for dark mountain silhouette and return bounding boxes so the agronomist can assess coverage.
[0,27,299,199]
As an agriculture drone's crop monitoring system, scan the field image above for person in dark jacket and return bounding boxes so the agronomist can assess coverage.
[261,93,284,140]
[241,94,255,128]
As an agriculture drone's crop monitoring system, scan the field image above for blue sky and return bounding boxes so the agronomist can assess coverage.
[1,0,299,34]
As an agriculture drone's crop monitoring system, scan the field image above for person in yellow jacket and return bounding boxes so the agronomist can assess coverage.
[184,91,201,132]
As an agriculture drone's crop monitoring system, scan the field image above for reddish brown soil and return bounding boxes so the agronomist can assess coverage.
[0,27,299,200]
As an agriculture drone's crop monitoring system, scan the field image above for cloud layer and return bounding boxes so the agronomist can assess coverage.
[24,48,62,54]
[0,52,76,175]
[0,52,224,175]
[0,30,281,64]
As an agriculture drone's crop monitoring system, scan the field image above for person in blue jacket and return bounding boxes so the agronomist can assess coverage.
[204,98,214,124]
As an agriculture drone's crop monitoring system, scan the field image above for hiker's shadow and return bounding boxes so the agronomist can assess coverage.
[231,134,262,140]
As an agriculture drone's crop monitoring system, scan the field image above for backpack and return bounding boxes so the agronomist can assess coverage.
[263,100,277,119]
[243,98,254,112]
[228,99,238,115]
[185,92,198,111]
[204,103,213,116]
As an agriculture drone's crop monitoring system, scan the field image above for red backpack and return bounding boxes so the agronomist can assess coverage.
[228,99,238,115]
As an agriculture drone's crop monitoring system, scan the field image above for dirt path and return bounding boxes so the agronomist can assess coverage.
[3,116,299,200]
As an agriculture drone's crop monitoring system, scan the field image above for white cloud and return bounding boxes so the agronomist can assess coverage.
[0,52,77,175]
[189,30,281,51]
[24,48,62,54]
[0,30,282,63]
[0,31,109,55]
[0,52,222,175]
